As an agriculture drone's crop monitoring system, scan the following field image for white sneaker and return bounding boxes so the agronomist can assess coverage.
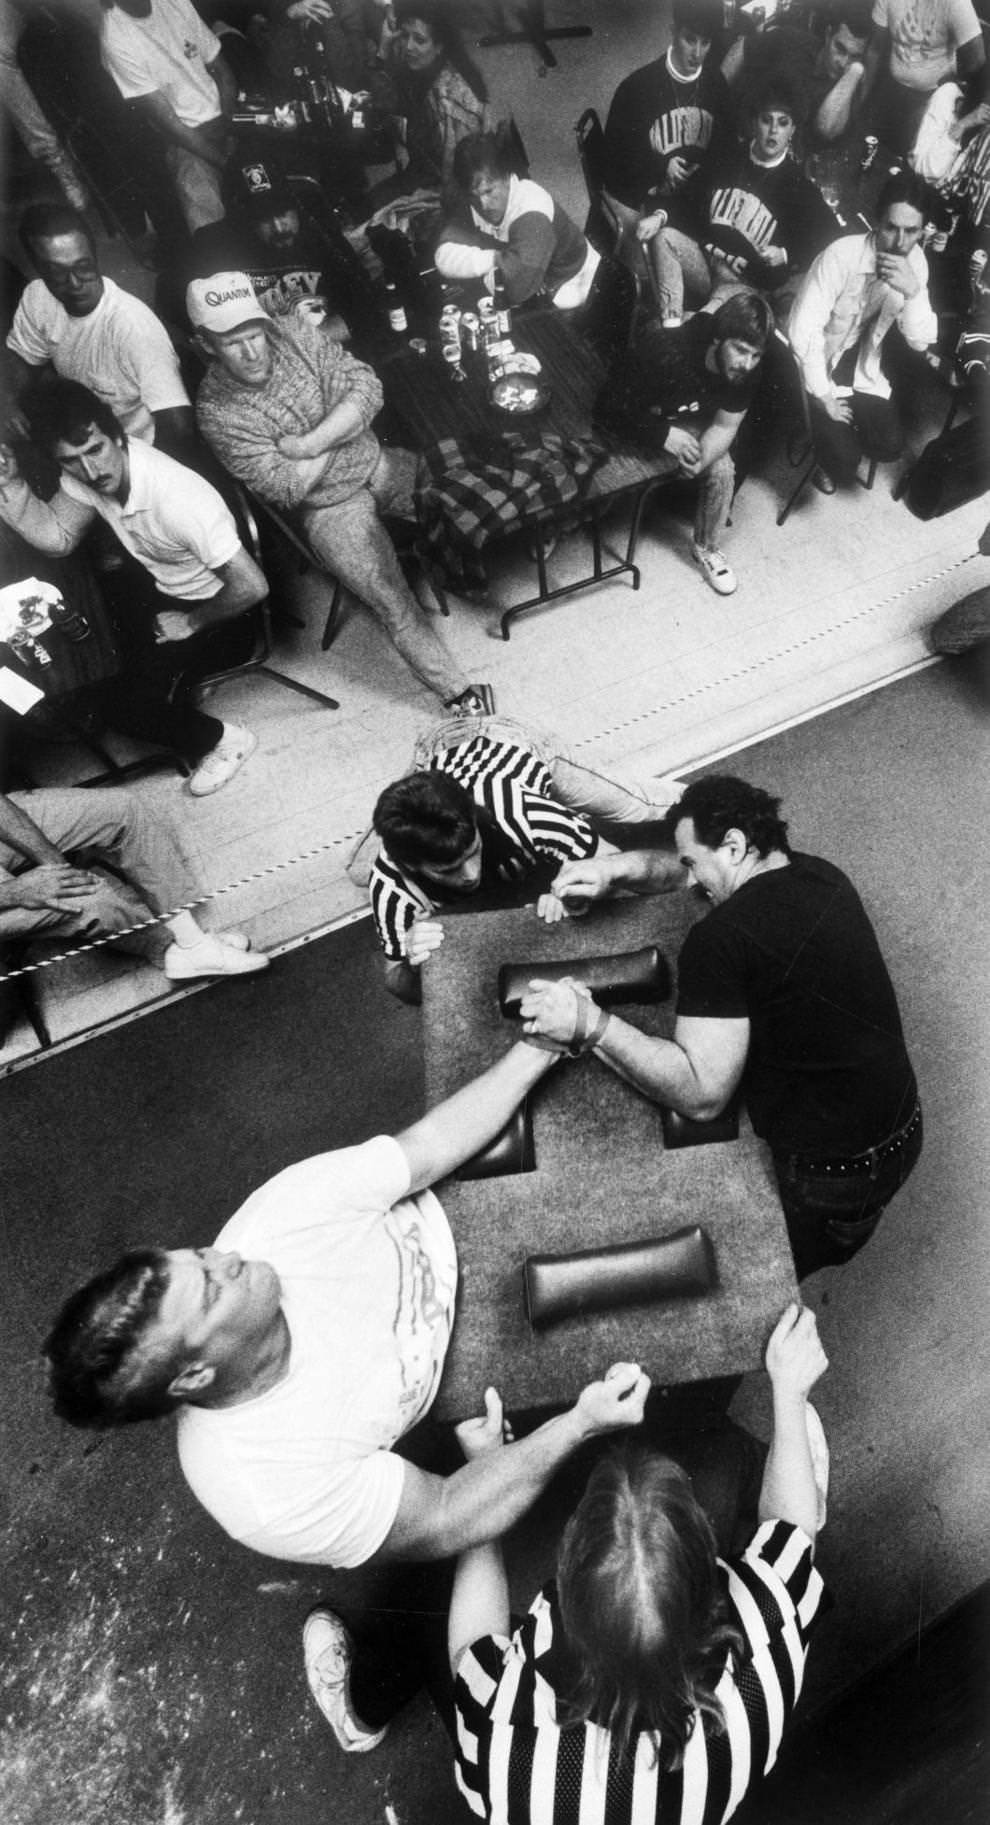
[302,1609,388,1753]
[163,935,270,980]
[691,542,737,597]
[187,724,257,797]
[806,1401,830,1531]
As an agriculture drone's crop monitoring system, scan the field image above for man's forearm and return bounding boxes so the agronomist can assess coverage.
[397,1041,556,1191]
[285,397,366,456]
[592,1012,713,1115]
[0,476,89,554]
[815,63,864,140]
[138,93,226,166]
[418,1405,589,1558]
[383,955,422,1005]
[599,847,682,893]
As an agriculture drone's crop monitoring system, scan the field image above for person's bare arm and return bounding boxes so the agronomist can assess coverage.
[447,1390,512,1672]
[519,978,749,1119]
[0,794,68,865]
[1,350,36,437]
[551,846,684,907]
[695,406,746,475]
[395,1040,558,1192]
[373,1364,650,1563]
[956,31,986,82]
[860,23,890,99]
[0,446,94,554]
[153,545,267,642]
[206,49,238,121]
[151,405,197,457]
[759,1303,829,1543]
[814,61,866,141]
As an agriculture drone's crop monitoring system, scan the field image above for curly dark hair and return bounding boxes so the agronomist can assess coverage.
[668,775,790,857]
[29,378,124,459]
[373,769,478,869]
[44,1249,181,1428]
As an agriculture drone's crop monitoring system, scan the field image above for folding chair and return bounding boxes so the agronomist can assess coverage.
[775,332,877,527]
[574,108,624,257]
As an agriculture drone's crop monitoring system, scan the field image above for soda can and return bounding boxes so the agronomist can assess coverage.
[970,247,988,287]
[860,135,879,172]
[460,311,481,351]
[477,295,497,325]
[442,342,466,382]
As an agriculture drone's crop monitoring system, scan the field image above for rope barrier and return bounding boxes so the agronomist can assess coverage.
[0,549,978,989]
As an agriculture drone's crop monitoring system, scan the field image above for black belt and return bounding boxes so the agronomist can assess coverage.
[782,1100,922,1178]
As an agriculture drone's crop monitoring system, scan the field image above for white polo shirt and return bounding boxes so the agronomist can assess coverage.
[7,278,189,444]
[101,0,222,128]
[62,440,241,600]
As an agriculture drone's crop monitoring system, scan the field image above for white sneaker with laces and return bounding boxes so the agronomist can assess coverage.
[163,935,270,980]
[303,1609,388,1753]
[187,724,257,797]
[691,542,737,596]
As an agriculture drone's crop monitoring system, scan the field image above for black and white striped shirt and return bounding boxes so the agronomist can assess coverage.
[454,1520,826,1825]
[369,735,597,962]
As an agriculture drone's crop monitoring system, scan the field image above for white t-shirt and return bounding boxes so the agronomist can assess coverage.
[7,277,189,444]
[101,0,222,127]
[62,438,241,600]
[872,0,982,91]
[177,1136,458,1570]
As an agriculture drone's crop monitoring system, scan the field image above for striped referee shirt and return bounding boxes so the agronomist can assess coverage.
[369,735,597,962]
[454,1520,826,1825]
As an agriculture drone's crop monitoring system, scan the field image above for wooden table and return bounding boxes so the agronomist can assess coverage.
[422,896,797,1420]
[379,304,672,637]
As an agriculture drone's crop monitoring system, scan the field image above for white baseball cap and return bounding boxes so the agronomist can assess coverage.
[186,272,268,335]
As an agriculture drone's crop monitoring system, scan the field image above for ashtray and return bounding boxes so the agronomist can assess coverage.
[490,354,550,415]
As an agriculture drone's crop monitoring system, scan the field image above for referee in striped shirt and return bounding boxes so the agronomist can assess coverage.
[368,730,601,1004]
[451,1302,830,1825]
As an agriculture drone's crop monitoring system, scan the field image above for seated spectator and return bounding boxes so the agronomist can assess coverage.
[376,0,493,196]
[189,271,490,713]
[0,381,265,796]
[594,292,773,599]
[367,716,684,1004]
[602,0,734,290]
[723,1,872,150]
[99,0,239,231]
[788,169,938,489]
[650,74,837,325]
[863,0,987,157]
[910,76,990,228]
[435,130,602,311]
[4,204,194,457]
[0,785,269,1029]
[0,0,90,209]
[158,185,379,345]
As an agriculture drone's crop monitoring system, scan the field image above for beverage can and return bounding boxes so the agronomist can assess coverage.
[970,248,988,287]
[860,134,879,171]
[460,311,481,351]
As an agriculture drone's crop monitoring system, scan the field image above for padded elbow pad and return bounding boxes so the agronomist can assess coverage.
[523,1225,717,1329]
[498,945,670,1018]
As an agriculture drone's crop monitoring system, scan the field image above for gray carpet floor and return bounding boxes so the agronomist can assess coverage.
[1,657,987,1825]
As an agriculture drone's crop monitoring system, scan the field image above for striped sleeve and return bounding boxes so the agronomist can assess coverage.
[720,1521,826,1783]
[454,1632,510,1818]
[368,854,432,961]
[435,735,595,866]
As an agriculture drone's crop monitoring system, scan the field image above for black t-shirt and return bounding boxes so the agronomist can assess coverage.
[675,853,917,1155]
[595,314,760,452]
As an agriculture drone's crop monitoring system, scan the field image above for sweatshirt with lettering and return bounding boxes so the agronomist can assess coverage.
[603,53,734,211]
[675,144,838,288]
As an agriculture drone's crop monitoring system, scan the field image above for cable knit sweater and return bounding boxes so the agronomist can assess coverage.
[195,318,383,512]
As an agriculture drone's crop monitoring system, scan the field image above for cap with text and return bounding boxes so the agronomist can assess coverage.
[186,272,268,335]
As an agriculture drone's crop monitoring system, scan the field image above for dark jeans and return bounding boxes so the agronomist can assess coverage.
[774,1103,924,1280]
[809,390,905,482]
[98,559,247,763]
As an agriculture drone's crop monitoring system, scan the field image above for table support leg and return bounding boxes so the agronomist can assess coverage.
[478,2,592,70]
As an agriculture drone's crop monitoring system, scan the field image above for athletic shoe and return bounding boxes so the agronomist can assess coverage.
[187,724,257,797]
[163,935,270,980]
[302,1609,388,1753]
[216,929,251,951]
[445,684,495,716]
[806,1401,830,1531]
[811,465,836,496]
[691,542,737,596]
[661,314,682,328]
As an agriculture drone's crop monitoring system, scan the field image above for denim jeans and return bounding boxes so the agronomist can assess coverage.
[774,1104,923,1280]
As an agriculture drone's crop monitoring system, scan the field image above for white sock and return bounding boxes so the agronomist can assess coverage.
[167,911,209,949]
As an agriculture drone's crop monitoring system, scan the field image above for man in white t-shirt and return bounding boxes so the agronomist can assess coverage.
[44,1040,650,1569]
[4,203,193,453]
[100,0,238,229]
[864,0,986,152]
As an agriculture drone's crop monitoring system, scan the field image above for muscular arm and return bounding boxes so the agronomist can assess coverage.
[0,794,65,866]
[374,1366,648,1563]
[552,845,684,906]
[0,473,94,555]
[154,544,267,640]
[395,1040,556,1192]
[860,24,890,99]
[696,406,747,473]
[589,1008,749,1119]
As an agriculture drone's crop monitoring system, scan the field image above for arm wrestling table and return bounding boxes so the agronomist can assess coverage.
[422,894,797,1420]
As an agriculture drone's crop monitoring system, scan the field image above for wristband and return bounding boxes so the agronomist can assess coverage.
[566,992,611,1056]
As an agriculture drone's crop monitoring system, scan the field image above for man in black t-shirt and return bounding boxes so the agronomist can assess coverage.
[520,775,922,1280]
[595,291,772,598]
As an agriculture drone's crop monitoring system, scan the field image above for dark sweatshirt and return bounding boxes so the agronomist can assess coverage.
[675,144,838,288]
[602,53,734,211]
